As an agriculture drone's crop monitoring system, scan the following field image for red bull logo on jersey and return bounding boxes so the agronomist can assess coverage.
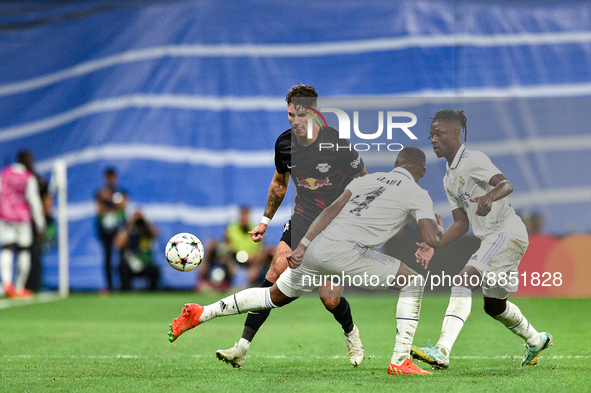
[297,177,332,190]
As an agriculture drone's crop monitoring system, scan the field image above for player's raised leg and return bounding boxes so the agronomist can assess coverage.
[480,240,553,367]
[485,296,553,367]
[215,240,291,367]
[319,283,364,366]
[169,283,295,343]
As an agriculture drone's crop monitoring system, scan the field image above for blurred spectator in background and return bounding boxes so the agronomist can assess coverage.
[521,212,545,235]
[226,206,273,286]
[95,167,127,293]
[197,237,236,293]
[115,210,160,291]
[518,211,556,288]
[26,176,57,292]
[40,192,57,252]
[0,150,45,299]
[197,206,272,292]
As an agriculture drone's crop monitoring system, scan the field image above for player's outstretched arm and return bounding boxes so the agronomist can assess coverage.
[250,170,290,242]
[288,190,352,268]
[415,214,444,269]
[437,208,469,248]
[415,208,469,268]
[418,214,444,248]
[469,174,513,216]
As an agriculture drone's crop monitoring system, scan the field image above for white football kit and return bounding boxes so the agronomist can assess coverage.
[277,167,437,298]
[444,145,528,298]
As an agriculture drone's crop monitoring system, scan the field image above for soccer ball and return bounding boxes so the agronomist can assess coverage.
[165,233,204,272]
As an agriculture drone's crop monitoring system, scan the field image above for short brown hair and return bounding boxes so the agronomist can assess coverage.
[285,84,318,107]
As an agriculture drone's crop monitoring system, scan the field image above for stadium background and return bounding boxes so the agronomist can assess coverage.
[0,0,589,292]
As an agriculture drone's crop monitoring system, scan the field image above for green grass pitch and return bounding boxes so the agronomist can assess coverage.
[1,292,589,392]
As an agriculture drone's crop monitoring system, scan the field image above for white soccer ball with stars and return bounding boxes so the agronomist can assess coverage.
[165,233,204,272]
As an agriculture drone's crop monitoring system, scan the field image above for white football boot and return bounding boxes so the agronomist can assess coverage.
[216,342,248,368]
[345,325,365,366]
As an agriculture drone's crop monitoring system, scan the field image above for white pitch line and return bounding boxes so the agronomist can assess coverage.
[0,291,63,310]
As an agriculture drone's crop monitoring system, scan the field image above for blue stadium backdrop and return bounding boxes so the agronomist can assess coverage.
[0,0,589,290]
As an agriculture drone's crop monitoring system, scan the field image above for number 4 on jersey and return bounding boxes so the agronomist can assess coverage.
[349,187,386,216]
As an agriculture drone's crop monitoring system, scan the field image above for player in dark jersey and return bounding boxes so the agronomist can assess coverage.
[215,85,368,368]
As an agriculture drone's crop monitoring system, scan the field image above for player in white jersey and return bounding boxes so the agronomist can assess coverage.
[169,146,444,376]
[411,110,553,370]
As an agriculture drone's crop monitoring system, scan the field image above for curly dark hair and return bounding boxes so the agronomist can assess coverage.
[431,109,468,141]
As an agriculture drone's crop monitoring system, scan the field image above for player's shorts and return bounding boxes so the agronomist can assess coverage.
[280,214,313,251]
[0,220,33,248]
[466,232,528,299]
[276,233,403,298]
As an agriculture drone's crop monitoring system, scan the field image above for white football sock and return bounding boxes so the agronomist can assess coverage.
[391,278,425,365]
[437,286,472,358]
[15,249,31,290]
[0,248,13,286]
[200,287,276,324]
[238,338,251,349]
[493,301,540,346]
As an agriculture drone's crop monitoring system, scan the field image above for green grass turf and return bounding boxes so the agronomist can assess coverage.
[0,292,589,392]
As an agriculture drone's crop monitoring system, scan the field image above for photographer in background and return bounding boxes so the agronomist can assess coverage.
[95,167,127,293]
[196,236,236,293]
[115,210,160,291]
[27,176,56,292]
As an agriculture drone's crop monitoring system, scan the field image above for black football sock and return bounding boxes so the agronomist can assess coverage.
[241,279,274,342]
[329,297,355,334]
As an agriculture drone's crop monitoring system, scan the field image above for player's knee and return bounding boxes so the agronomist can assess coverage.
[396,263,424,287]
[320,296,341,311]
[409,272,425,287]
[265,262,285,282]
[483,303,498,317]
[270,285,296,307]
[483,299,506,317]
[265,254,289,282]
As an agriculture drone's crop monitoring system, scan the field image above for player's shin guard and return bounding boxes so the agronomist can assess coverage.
[493,301,539,346]
[437,286,472,357]
[391,278,425,365]
[200,287,277,324]
[242,278,274,342]
[328,297,355,334]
